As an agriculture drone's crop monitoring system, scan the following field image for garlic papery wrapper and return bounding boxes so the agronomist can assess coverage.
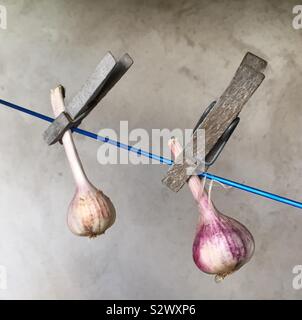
[50,86,116,237]
[168,138,255,281]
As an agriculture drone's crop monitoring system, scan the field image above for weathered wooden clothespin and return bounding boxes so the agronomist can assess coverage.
[162,52,267,192]
[43,52,133,145]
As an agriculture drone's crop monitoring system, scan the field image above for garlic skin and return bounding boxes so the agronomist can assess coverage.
[50,86,116,238]
[168,138,255,280]
[68,183,116,237]
[192,193,254,279]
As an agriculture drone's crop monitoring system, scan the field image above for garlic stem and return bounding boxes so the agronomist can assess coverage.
[168,138,211,212]
[50,86,90,188]
[62,131,90,188]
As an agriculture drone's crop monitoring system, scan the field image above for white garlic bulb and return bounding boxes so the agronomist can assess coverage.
[50,85,116,238]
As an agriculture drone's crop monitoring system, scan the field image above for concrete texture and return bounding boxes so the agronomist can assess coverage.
[0,0,302,299]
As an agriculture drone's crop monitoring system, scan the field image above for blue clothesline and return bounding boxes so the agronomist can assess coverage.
[0,98,301,210]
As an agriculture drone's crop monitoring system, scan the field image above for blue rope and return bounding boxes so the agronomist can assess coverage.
[1,98,301,210]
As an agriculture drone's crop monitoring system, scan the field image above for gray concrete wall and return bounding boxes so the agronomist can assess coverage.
[0,0,302,299]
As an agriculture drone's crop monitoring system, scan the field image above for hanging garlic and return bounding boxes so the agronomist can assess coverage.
[168,138,255,281]
[50,86,116,237]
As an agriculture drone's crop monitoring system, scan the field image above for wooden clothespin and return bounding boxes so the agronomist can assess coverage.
[162,52,267,192]
[43,52,133,145]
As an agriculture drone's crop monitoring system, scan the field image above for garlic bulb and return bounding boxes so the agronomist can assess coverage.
[50,86,116,237]
[67,183,115,237]
[168,138,255,280]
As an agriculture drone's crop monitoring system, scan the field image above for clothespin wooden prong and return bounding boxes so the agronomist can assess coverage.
[162,52,267,192]
[43,52,133,145]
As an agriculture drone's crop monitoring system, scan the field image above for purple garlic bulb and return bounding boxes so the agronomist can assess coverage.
[192,190,255,281]
[168,138,255,281]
